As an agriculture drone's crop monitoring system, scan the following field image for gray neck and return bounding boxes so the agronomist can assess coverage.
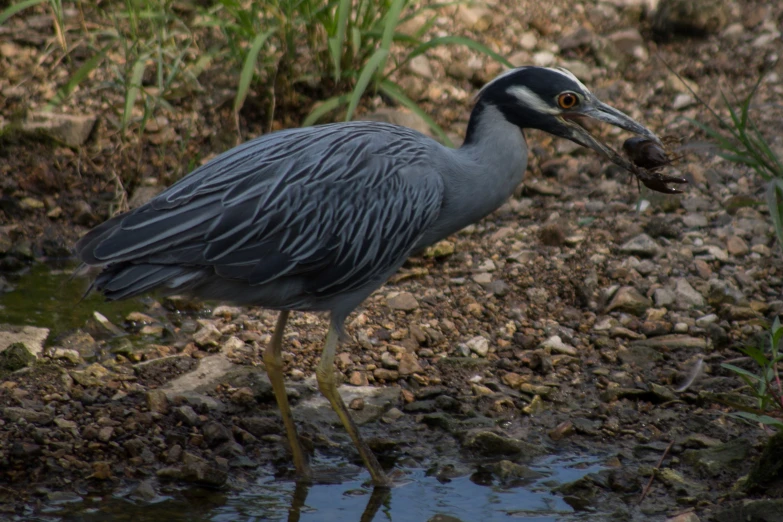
[417,104,528,247]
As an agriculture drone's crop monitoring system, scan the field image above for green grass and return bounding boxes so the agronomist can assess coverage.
[686,70,783,249]
[721,317,783,432]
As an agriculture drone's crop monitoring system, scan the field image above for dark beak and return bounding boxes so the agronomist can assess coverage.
[558,100,662,159]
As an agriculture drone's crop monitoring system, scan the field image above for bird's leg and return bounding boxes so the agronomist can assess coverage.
[316,323,391,487]
[263,310,311,481]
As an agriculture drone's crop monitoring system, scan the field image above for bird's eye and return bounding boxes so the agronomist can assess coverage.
[557,92,579,109]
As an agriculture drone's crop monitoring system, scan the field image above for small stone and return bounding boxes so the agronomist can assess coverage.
[21,112,97,147]
[695,314,718,327]
[146,390,169,414]
[349,371,369,386]
[726,236,749,257]
[424,240,455,258]
[193,322,221,348]
[398,352,423,375]
[619,234,660,257]
[549,420,575,441]
[175,405,200,426]
[97,426,114,442]
[606,286,651,315]
[473,272,493,285]
[466,336,490,357]
[381,351,399,369]
[4,407,53,425]
[387,292,419,311]
[348,397,364,410]
[407,55,433,79]
[456,4,493,31]
[92,461,113,480]
[540,335,577,356]
[373,368,399,381]
[202,421,231,447]
[673,93,695,110]
[675,278,705,309]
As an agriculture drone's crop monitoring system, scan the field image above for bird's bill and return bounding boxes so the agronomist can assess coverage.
[558,101,662,160]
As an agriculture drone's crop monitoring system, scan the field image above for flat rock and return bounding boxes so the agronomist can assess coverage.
[675,278,705,309]
[0,325,49,358]
[629,335,707,351]
[295,385,400,427]
[20,112,97,147]
[619,234,660,257]
[606,286,651,315]
[463,430,546,460]
[387,292,419,311]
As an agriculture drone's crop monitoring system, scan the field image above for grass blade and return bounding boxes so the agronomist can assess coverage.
[0,0,45,26]
[46,44,111,110]
[766,180,783,247]
[345,48,388,121]
[303,94,351,127]
[379,79,453,147]
[234,28,274,115]
[122,54,149,129]
[329,0,351,79]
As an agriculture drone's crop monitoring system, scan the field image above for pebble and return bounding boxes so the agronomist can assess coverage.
[606,286,651,315]
[675,278,705,308]
[387,292,419,311]
[619,234,660,258]
[398,353,423,375]
[539,335,577,356]
[726,235,749,256]
[466,336,490,357]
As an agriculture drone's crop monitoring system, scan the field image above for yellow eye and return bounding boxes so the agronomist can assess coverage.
[557,92,579,109]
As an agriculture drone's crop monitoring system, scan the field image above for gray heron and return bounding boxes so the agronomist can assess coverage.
[76,66,678,487]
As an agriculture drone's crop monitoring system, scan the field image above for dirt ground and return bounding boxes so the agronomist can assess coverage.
[2,0,783,520]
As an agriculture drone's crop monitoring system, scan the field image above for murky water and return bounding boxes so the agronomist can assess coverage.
[28,455,602,522]
[0,263,142,342]
[3,265,605,521]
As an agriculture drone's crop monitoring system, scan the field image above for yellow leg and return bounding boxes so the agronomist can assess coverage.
[263,310,311,481]
[316,323,391,487]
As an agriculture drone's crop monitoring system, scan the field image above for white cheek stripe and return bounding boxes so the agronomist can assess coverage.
[506,85,559,114]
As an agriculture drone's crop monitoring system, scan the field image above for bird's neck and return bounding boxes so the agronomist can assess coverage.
[417,103,527,247]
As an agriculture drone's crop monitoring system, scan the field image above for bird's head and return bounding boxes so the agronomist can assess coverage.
[469,66,662,160]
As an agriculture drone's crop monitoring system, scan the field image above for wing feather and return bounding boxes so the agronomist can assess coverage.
[77,122,446,306]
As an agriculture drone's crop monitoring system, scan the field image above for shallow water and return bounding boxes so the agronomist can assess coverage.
[3,266,605,521]
[33,455,603,522]
[0,263,142,342]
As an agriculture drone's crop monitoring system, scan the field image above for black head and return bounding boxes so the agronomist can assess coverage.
[465,66,661,158]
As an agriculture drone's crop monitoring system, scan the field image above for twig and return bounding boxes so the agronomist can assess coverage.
[638,440,674,504]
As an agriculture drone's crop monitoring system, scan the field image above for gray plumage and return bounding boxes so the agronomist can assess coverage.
[76,66,665,485]
[76,67,658,327]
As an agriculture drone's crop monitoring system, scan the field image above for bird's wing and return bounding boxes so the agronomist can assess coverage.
[77,123,445,299]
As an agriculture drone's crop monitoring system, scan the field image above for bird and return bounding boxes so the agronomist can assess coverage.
[75,66,663,488]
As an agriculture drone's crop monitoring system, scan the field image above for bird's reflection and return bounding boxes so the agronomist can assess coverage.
[286,481,390,522]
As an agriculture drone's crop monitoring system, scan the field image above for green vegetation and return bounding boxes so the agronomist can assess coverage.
[721,317,783,432]
[687,71,783,250]
[3,0,511,146]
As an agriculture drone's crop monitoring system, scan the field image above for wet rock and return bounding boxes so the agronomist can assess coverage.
[70,363,111,387]
[174,405,200,426]
[134,355,199,386]
[712,500,783,522]
[176,453,228,487]
[657,468,706,497]
[0,325,49,358]
[4,407,52,425]
[683,439,749,477]
[619,234,660,257]
[403,400,437,414]
[240,416,281,437]
[202,421,231,447]
[492,460,543,481]
[387,292,419,311]
[146,389,169,414]
[549,420,575,441]
[0,342,36,374]
[463,430,545,459]
[606,286,651,316]
[746,431,783,492]
[193,321,221,348]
